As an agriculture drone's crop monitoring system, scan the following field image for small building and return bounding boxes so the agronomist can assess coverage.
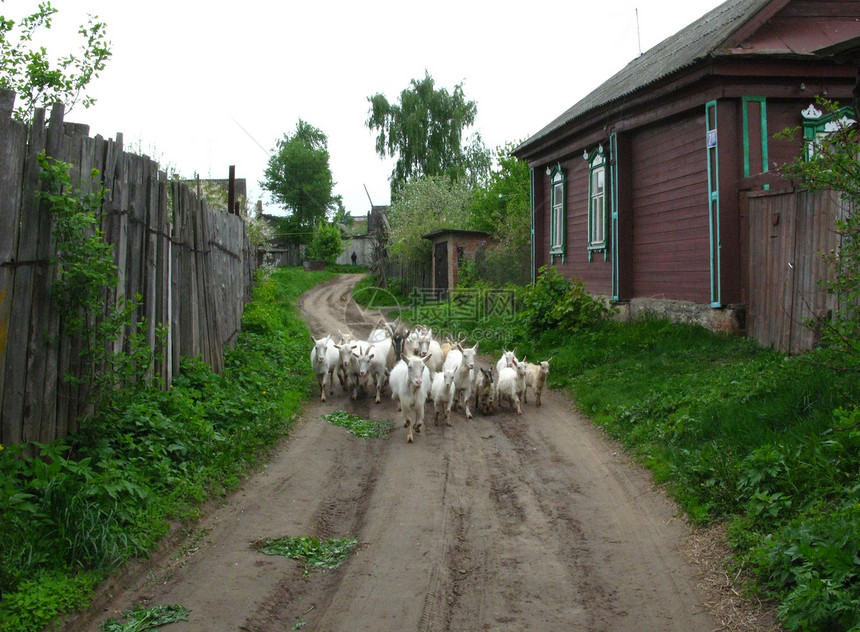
[513,0,860,346]
[423,229,492,298]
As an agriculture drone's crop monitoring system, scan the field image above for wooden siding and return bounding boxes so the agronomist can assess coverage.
[747,188,841,354]
[630,114,711,302]
[743,1,860,54]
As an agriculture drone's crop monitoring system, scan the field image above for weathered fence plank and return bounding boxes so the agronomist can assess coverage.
[0,90,26,443]
[5,106,48,445]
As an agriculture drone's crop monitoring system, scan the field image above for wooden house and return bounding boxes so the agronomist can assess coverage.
[513,0,860,344]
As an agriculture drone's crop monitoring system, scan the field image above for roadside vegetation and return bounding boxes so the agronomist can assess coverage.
[380,264,859,632]
[0,267,334,632]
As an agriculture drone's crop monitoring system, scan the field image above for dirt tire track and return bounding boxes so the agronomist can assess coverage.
[64,273,744,632]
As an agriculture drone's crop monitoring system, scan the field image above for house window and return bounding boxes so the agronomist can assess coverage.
[549,165,566,258]
[586,145,608,255]
[801,103,857,160]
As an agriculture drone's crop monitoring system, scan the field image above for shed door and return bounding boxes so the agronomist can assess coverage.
[434,241,448,299]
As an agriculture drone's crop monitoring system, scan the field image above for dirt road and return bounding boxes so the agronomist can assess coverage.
[68,274,731,631]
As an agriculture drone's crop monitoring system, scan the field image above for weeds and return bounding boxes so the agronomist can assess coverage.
[101,604,190,632]
[254,536,358,575]
[322,411,393,439]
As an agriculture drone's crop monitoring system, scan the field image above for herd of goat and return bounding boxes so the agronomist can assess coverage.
[310,319,551,442]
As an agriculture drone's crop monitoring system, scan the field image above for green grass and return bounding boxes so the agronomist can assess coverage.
[0,267,336,632]
[351,273,408,310]
[403,285,860,632]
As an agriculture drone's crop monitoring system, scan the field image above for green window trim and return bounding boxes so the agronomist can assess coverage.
[742,96,769,189]
[609,132,620,300]
[801,102,857,160]
[548,163,566,263]
[585,144,609,261]
[706,100,721,308]
[530,167,536,283]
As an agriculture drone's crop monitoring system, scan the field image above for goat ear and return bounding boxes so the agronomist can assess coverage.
[368,352,375,360]
[547,357,553,363]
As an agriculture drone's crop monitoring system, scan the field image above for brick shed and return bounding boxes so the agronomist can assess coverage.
[423,229,491,298]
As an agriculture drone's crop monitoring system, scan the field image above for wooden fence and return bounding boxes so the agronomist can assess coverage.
[0,90,256,446]
[745,186,844,354]
[384,254,432,296]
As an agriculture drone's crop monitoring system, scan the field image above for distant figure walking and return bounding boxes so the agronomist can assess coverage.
[351,251,357,265]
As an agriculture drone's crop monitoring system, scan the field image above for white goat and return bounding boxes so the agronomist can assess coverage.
[310,335,339,402]
[341,340,374,401]
[431,367,456,427]
[523,358,551,407]
[403,328,422,356]
[368,324,397,370]
[417,327,444,376]
[366,336,393,403]
[334,342,354,394]
[496,357,527,415]
[389,352,432,443]
[443,342,478,419]
[495,348,519,377]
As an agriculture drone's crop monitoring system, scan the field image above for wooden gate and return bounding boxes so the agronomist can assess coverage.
[745,187,842,353]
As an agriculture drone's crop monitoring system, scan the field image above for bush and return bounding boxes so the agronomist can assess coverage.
[306,221,344,265]
[519,266,614,334]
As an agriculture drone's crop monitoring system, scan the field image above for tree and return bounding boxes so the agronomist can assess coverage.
[261,119,335,243]
[469,142,531,249]
[366,71,490,198]
[466,142,532,286]
[0,1,111,123]
[778,98,860,367]
[387,176,474,261]
[306,221,344,265]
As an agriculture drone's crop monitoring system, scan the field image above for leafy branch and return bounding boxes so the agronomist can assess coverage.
[37,153,156,407]
[0,1,111,123]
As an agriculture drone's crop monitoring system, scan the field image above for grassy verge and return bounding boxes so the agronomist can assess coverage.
[404,276,860,632]
[0,266,335,632]
[351,273,410,310]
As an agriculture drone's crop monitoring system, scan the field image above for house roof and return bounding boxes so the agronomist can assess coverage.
[422,229,491,240]
[515,0,783,155]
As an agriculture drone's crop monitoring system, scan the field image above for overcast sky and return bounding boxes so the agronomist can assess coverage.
[32,0,726,216]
